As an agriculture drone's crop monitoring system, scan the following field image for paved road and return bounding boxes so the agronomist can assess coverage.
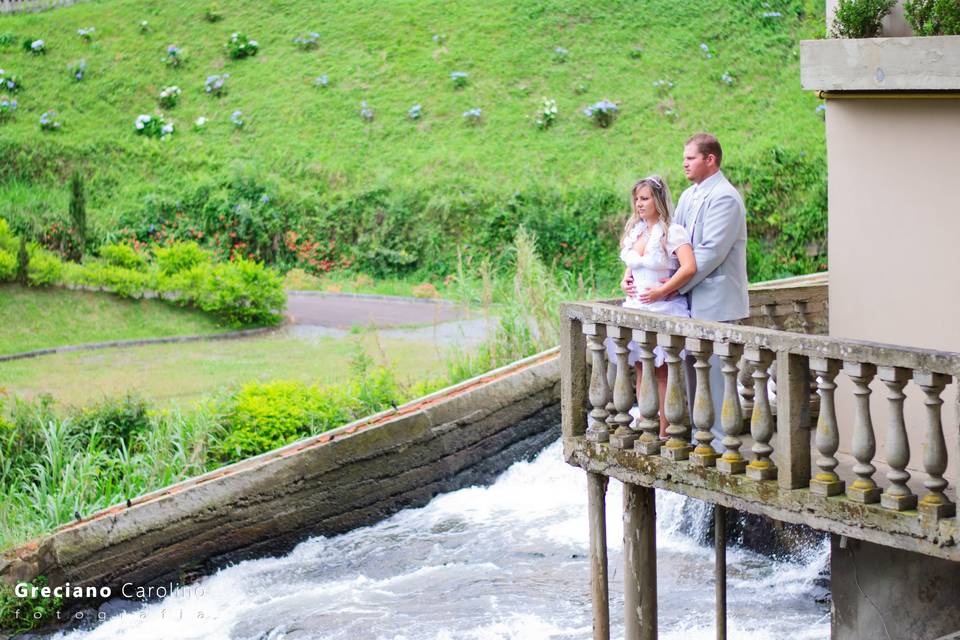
[286,292,466,329]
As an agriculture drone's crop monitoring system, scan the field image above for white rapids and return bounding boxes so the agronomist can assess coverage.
[48,440,830,640]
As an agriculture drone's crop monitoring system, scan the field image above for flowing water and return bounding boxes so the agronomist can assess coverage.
[49,440,830,640]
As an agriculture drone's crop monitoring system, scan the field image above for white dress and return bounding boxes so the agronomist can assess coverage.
[605,221,692,367]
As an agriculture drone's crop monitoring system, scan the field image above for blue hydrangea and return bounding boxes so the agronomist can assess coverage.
[408,104,422,120]
[360,100,374,122]
[314,74,329,87]
[230,110,245,128]
[451,71,469,89]
[700,43,714,59]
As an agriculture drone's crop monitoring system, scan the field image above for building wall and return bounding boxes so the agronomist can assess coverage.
[826,97,960,479]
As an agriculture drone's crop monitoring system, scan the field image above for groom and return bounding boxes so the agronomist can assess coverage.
[673,133,749,451]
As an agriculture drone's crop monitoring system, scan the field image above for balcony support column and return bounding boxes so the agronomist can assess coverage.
[623,483,657,640]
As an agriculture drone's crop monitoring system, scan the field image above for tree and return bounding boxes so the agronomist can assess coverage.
[68,170,86,262]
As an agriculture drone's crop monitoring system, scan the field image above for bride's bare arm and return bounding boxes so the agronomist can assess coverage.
[637,244,696,303]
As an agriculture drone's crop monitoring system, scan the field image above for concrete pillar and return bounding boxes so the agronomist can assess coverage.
[587,473,610,640]
[623,483,656,640]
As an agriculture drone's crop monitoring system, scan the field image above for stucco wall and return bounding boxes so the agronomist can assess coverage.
[826,98,960,478]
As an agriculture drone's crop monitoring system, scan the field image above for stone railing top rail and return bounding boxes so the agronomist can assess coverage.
[748,271,828,291]
[564,300,960,376]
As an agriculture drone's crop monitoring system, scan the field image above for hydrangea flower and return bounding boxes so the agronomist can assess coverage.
[553,46,569,63]
[29,39,45,54]
[314,74,329,87]
[0,97,17,121]
[69,59,87,81]
[39,110,61,130]
[139,20,150,33]
[721,71,734,86]
[535,97,558,129]
[294,32,320,50]
[0,70,22,93]
[462,107,482,124]
[583,100,618,128]
[77,27,95,42]
[230,110,244,128]
[360,100,374,122]
[652,79,674,95]
[204,74,229,96]
[134,113,173,138]
[762,11,782,18]
[700,43,714,59]
[194,116,207,129]
[407,104,423,120]
[163,45,184,67]
[450,71,468,89]
[432,34,447,44]
[816,104,826,117]
[158,85,181,108]
[226,32,258,59]
[260,194,270,204]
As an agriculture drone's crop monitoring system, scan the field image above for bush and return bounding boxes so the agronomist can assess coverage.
[226,32,258,59]
[154,241,209,275]
[0,250,14,282]
[26,246,62,286]
[830,0,897,37]
[71,393,150,449]
[98,243,147,270]
[192,257,285,325]
[0,218,15,253]
[904,0,960,35]
[79,262,152,298]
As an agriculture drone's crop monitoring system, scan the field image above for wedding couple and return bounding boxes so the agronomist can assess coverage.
[612,132,748,441]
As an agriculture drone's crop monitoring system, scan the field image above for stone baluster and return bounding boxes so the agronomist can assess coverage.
[687,338,718,467]
[762,303,780,331]
[809,358,843,496]
[746,347,776,480]
[879,367,918,511]
[633,330,662,456]
[605,357,617,434]
[607,326,637,450]
[738,356,755,433]
[583,323,611,443]
[844,362,881,503]
[716,342,746,474]
[915,372,955,519]
[659,334,691,461]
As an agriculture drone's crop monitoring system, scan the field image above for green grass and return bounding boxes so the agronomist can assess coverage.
[0,0,825,230]
[0,284,230,355]
[0,328,453,406]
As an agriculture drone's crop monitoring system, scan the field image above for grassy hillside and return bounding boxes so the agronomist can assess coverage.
[0,0,827,282]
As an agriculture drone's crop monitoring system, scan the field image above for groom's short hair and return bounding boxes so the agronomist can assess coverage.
[686,133,723,167]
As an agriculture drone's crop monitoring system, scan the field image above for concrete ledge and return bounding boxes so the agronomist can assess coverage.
[801,36,960,91]
[0,349,561,601]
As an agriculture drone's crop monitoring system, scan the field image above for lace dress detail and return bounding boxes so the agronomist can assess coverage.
[606,221,692,367]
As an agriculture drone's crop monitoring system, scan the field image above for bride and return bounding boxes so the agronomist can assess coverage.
[608,175,697,439]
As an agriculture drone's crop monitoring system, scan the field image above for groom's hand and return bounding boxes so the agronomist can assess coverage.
[621,274,637,298]
[658,277,678,301]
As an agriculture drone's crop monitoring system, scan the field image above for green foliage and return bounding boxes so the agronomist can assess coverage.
[154,241,209,275]
[27,245,61,286]
[74,261,153,298]
[16,237,28,285]
[190,257,285,325]
[98,243,147,270]
[904,0,960,35]
[0,219,15,253]
[67,171,86,262]
[71,394,150,449]
[0,250,14,282]
[0,575,63,634]
[830,0,897,37]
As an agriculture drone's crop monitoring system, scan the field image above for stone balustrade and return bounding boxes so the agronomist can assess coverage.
[561,299,960,563]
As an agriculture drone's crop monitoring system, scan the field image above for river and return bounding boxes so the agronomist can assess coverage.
[49,440,830,640]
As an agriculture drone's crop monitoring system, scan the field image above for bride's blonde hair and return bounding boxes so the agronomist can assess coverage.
[621,175,674,257]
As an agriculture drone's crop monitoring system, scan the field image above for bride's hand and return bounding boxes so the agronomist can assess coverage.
[620,275,637,298]
[638,285,667,304]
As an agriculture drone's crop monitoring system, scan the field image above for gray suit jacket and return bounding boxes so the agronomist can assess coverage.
[673,171,749,322]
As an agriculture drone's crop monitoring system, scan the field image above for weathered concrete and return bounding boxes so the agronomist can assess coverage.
[0,349,561,606]
[831,535,960,640]
[801,36,960,91]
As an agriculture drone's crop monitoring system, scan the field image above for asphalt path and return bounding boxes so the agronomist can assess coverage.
[286,292,466,329]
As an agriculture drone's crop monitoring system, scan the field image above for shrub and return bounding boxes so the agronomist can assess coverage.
[134,113,174,138]
[215,380,353,460]
[26,246,62,286]
[23,38,45,55]
[38,110,61,131]
[71,394,150,449]
[0,69,22,92]
[226,32,258,59]
[462,107,482,124]
[204,74,228,96]
[0,219,14,252]
[0,249,14,282]
[192,257,285,325]
[78,262,152,297]
[163,45,184,67]
[68,59,87,82]
[158,86,181,109]
[99,243,146,270]
[16,237,28,285]
[904,0,960,35]
[450,71,468,89]
[0,576,62,635]
[535,97,558,129]
[204,4,223,22]
[830,0,897,37]
[293,32,320,50]
[0,96,16,122]
[154,241,209,275]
